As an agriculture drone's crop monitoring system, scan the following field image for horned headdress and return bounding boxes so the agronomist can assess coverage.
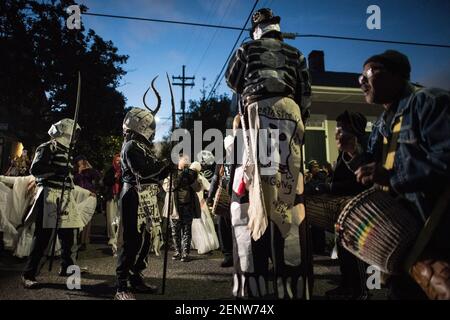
[123,76,161,142]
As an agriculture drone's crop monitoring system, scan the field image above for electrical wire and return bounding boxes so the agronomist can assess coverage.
[206,0,260,100]
[82,12,450,49]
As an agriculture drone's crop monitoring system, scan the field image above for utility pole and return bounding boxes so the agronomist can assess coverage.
[202,77,206,100]
[172,65,194,128]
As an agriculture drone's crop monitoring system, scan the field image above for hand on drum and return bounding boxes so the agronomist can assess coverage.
[355,162,390,186]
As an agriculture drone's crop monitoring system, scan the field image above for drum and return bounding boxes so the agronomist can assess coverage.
[212,186,231,218]
[305,194,352,232]
[336,188,422,274]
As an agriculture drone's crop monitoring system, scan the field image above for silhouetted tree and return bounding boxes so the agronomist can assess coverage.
[0,0,128,169]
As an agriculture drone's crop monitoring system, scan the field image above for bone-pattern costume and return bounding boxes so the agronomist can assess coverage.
[225,8,312,299]
[116,90,171,295]
[22,119,82,279]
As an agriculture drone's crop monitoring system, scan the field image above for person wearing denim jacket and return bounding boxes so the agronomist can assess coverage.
[341,50,450,299]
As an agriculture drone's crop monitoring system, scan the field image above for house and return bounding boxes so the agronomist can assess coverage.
[305,50,383,167]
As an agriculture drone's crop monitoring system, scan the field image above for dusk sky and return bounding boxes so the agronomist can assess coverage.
[78,0,450,140]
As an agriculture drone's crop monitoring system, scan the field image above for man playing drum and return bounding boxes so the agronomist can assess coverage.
[342,50,450,299]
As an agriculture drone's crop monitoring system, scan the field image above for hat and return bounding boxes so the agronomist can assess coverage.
[364,50,411,80]
[336,111,367,137]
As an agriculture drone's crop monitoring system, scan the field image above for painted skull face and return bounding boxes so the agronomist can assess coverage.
[259,115,297,178]
[197,150,215,166]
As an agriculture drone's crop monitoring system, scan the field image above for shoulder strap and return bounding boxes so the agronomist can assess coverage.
[382,116,403,170]
[382,88,419,170]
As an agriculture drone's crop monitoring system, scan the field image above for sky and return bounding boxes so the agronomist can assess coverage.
[77,0,450,141]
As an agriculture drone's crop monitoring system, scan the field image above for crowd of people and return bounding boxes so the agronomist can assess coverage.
[0,7,449,300]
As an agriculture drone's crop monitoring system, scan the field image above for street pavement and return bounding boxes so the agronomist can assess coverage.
[0,215,388,300]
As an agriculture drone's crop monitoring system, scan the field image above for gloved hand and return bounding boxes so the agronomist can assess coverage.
[158,159,176,179]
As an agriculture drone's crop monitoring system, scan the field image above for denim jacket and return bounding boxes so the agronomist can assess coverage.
[356,84,450,222]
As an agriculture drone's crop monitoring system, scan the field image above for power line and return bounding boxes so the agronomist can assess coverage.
[288,33,450,49]
[83,12,248,31]
[206,0,260,100]
[83,12,450,49]
[184,0,220,65]
[193,0,236,77]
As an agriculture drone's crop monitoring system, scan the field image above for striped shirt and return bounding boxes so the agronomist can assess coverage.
[30,141,74,189]
[225,36,311,119]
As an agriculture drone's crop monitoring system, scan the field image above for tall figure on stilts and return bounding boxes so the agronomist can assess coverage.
[225,8,313,299]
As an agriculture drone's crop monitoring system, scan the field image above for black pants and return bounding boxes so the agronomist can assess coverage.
[170,205,193,256]
[23,193,78,278]
[218,215,232,259]
[116,188,152,291]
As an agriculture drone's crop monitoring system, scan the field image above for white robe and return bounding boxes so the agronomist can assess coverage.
[190,174,220,254]
[0,175,36,251]
[0,175,96,257]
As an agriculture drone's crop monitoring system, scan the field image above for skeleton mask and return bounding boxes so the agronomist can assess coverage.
[48,118,81,148]
[123,76,161,142]
[197,150,215,166]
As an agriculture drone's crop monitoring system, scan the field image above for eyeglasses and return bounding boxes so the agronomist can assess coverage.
[358,67,385,85]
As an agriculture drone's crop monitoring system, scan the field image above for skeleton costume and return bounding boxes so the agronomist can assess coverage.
[116,79,170,299]
[22,119,82,286]
[197,150,216,182]
[225,8,312,299]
